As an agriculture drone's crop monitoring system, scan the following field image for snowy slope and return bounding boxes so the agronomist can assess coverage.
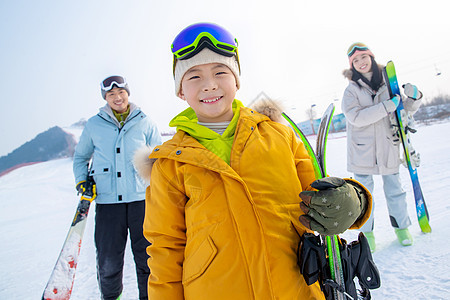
[327,121,450,299]
[1,122,449,299]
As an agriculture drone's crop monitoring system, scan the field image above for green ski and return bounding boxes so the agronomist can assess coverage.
[283,103,346,299]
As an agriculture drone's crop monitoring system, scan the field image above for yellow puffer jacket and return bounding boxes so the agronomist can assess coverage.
[141,106,369,299]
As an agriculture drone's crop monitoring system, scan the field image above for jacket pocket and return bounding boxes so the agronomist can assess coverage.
[350,137,375,168]
[385,142,400,169]
[182,236,217,285]
[90,164,112,195]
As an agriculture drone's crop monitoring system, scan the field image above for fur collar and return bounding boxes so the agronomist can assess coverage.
[250,98,286,125]
[133,146,157,183]
[342,64,385,81]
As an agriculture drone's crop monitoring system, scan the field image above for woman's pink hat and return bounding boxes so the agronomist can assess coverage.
[347,42,375,67]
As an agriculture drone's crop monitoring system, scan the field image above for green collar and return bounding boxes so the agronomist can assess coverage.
[169,99,243,139]
[169,99,244,164]
[112,105,130,127]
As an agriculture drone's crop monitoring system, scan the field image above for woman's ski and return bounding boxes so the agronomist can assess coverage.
[382,61,431,233]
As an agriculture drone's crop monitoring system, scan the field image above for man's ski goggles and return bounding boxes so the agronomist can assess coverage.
[171,22,238,60]
[347,45,369,58]
[101,75,128,91]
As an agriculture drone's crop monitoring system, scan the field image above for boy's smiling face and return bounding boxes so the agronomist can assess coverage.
[178,63,237,123]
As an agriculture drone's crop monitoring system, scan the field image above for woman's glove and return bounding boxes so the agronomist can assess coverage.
[403,83,422,100]
[299,177,368,235]
[383,95,400,112]
[390,95,400,108]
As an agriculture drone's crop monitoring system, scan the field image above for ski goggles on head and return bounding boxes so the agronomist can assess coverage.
[171,22,238,60]
[347,44,369,58]
[101,75,128,91]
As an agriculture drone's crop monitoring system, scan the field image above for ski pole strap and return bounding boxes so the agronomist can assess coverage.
[323,280,354,300]
[298,232,380,300]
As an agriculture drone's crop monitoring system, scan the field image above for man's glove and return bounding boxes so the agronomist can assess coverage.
[299,177,368,235]
[76,179,97,201]
[76,180,86,195]
[403,83,422,100]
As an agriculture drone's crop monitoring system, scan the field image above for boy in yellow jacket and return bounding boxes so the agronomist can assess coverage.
[135,22,372,300]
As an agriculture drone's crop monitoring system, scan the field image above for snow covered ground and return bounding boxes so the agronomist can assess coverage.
[1,121,449,299]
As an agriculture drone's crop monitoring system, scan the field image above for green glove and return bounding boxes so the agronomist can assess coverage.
[299,177,368,235]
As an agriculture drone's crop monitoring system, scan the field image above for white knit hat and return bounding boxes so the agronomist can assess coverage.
[174,48,240,96]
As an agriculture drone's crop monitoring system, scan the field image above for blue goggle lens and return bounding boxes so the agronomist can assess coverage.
[171,23,237,57]
[347,46,369,57]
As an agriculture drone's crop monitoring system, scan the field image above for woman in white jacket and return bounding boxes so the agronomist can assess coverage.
[341,43,422,251]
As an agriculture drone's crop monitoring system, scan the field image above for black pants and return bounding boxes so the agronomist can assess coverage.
[95,201,150,300]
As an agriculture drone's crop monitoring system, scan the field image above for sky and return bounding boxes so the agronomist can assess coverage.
[1,121,449,299]
[1,0,450,156]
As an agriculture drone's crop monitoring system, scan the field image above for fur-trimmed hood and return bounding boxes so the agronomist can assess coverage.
[249,98,287,125]
[133,99,286,184]
[133,145,157,184]
[342,68,354,81]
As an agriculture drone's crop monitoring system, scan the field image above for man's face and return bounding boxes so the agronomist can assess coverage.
[105,87,129,113]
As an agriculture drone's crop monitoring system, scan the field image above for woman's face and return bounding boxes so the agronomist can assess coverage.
[352,53,372,74]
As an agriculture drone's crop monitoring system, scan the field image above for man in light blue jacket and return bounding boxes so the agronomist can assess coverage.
[73,75,161,300]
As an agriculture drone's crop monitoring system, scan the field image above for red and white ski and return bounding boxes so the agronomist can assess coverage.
[42,176,95,300]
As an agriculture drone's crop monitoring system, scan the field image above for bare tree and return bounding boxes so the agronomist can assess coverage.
[305,105,317,134]
[424,93,450,106]
[305,105,317,120]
